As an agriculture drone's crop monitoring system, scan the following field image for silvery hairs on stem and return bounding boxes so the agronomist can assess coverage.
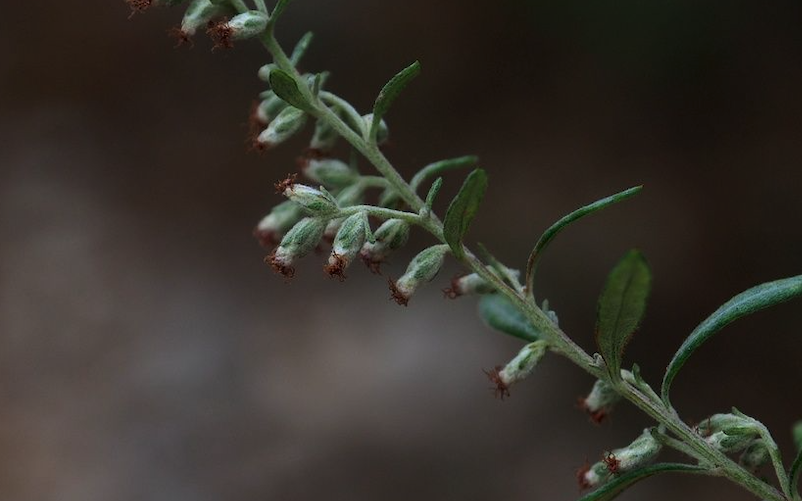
[127,2,802,500]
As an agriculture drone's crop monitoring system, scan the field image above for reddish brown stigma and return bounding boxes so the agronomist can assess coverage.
[274,173,298,194]
[206,19,234,50]
[483,366,510,400]
[253,227,279,249]
[167,26,193,48]
[442,274,465,299]
[603,453,620,475]
[360,253,383,275]
[577,397,608,425]
[126,0,152,16]
[576,462,592,491]
[388,278,409,306]
[324,253,348,282]
[266,251,295,279]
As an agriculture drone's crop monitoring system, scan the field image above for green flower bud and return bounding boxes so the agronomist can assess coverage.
[207,11,269,49]
[580,378,622,424]
[696,413,757,437]
[256,106,307,149]
[706,431,756,453]
[258,63,277,83]
[362,113,389,144]
[301,158,359,189]
[256,93,288,124]
[485,340,548,399]
[283,184,339,216]
[740,441,770,470]
[325,212,367,280]
[578,428,662,490]
[267,217,326,278]
[309,118,339,152]
[178,0,230,37]
[253,200,305,248]
[443,272,495,298]
[389,244,449,306]
[322,184,367,240]
[359,219,410,273]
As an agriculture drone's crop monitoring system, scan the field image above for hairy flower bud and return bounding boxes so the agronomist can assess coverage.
[443,273,495,298]
[389,244,449,306]
[696,413,760,453]
[178,0,230,37]
[740,441,770,470]
[579,428,662,490]
[256,106,307,149]
[485,340,548,399]
[580,378,622,424]
[258,63,277,82]
[207,11,269,49]
[301,158,359,189]
[268,217,326,277]
[325,212,367,280]
[322,184,367,240]
[255,93,287,124]
[283,184,339,216]
[360,219,410,273]
[253,200,305,248]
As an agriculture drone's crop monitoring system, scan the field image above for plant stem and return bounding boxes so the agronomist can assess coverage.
[259,31,787,501]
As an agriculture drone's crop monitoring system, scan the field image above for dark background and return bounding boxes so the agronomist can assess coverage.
[1,1,801,500]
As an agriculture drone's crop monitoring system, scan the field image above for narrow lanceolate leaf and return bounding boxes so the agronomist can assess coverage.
[268,69,313,112]
[443,169,487,259]
[290,31,314,65]
[424,177,443,211]
[525,186,642,296]
[370,61,421,141]
[595,250,652,378]
[409,155,479,192]
[578,463,708,501]
[661,274,802,405]
[269,0,294,25]
[478,294,541,342]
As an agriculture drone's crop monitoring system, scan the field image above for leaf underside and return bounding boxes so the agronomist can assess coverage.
[661,274,802,404]
[268,69,312,112]
[595,250,652,377]
[443,169,487,258]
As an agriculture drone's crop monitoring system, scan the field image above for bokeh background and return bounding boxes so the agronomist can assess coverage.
[1,1,801,500]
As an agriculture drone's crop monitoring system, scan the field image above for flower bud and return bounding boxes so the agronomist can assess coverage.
[253,200,305,248]
[207,11,269,49]
[485,341,548,399]
[301,158,359,189]
[325,212,367,280]
[363,113,389,144]
[255,93,288,124]
[256,106,308,149]
[322,184,367,240]
[268,217,326,277]
[443,273,495,298]
[283,184,339,216]
[178,0,230,37]
[309,118,339,152]
[578,428,662,490]
[258,63,277,83]
[360,219,410,273]
[740,441,770,470]
[389,244,449,306]
[696,413,760,453]
[579,378,622,424]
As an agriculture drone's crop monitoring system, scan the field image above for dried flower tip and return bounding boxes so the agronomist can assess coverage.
[283,183,339,216]
[300,157,359,189]
[359,219,410,273]
[578,460,610,490]
[325,212,367,280]
[388,278,409,306]
[576,462,594,491]
[443,272,495,299]
[167,26,194,47]
[483,366,510,400]
[207,11,268,49]
[268,217,326,277]
[494,340,548,390]
[256,106,307,148]
[126,0,153,15]
[580,428,662,490]
[180,0,231,37]
[389,244,449,305]
[362,113,389,144]
[579,378,622,424]
[253,200,305,249]
[603,453,620,474]
[274,173,298,194]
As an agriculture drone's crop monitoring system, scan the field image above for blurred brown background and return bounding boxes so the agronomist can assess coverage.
[1,1,801,500]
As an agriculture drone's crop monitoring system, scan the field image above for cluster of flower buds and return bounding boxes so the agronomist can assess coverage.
[695,413,764,460]
[359,219,409,273]
[484,340,549,399]
[578,428,662,490]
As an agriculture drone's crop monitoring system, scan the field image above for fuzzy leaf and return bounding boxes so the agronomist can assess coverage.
[424,177,443,210]
[268,69,312,112]
[443,169,487,258]
[578,463,708,501]
[478,294,541,342]
[595,250,652,377]
[525,186,642,294]
[290,31,314,65]
[370,61,421,140]
[661,275,802,405]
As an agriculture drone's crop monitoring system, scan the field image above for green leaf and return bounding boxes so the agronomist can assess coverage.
[661,274,802,405]
[595,250,652,378]
[443,168,487,259]
[409,155,479,192]
[478,294,541,342]
[370,61,421,141]
[268,68,312,112]
[525,186,642,296]
[270,0,294,24]
[424,177,443,211]
[578,463,708,501]
[290,31,314,65]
